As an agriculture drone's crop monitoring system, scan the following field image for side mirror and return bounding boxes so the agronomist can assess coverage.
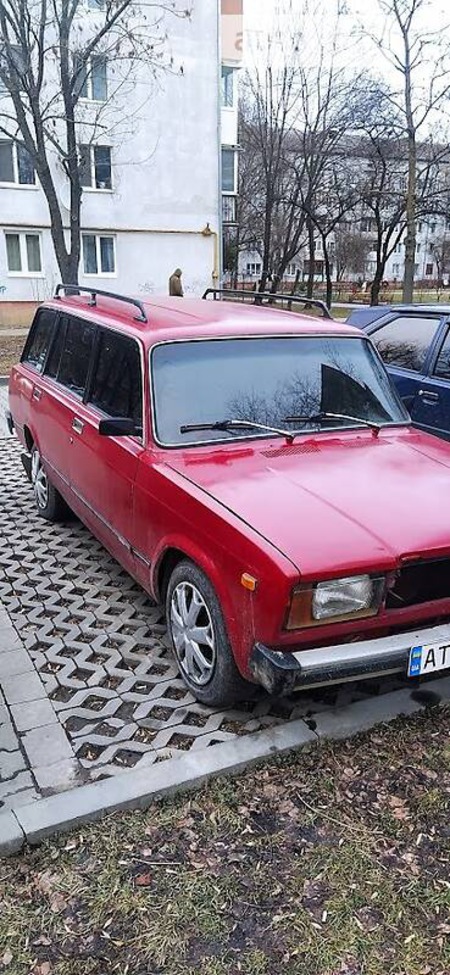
[98,417,141,437]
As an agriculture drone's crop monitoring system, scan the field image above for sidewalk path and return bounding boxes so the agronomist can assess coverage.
[0,386,10,437]
[0,328,29,337]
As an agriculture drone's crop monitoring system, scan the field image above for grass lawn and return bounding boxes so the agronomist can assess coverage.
[1,706,450,975]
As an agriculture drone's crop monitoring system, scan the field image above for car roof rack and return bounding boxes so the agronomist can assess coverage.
[55,284,148,324]
[202,288,333,320]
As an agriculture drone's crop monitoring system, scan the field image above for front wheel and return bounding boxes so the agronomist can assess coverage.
[31,448,68,522]
[166,560,252,706]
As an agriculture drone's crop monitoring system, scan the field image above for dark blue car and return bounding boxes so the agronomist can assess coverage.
[347,304,450,441]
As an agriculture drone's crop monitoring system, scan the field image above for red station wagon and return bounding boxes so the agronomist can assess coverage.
[7,286,450,705]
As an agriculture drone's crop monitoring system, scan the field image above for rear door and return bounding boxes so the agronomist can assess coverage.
[367,313,443,417]
[69,325,145,566]
[40,314,96,493]
[12,307,59,452]
[408,322,450,440]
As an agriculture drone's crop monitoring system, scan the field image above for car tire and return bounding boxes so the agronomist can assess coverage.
[31,447,68,522]
[166,560,252,707]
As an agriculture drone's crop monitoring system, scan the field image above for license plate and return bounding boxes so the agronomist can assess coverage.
[408,642,450,677]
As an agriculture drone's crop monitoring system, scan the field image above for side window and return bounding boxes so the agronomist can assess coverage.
[434,330,450,380]
[89,329,142,429]
[45,317,67,379]
[21,308,56,373]
[57,316,96,397]
[371,316,440,373]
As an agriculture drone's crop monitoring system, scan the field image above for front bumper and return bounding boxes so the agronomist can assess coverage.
[249,621,450,696]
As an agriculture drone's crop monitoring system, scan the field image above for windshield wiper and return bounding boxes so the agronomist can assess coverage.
[180,419,296,442]
[284,412,381,437]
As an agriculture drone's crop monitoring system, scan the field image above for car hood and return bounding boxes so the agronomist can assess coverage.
[165,428,450,577]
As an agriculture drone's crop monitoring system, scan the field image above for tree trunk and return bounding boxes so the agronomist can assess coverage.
[306,217,315,299]
[403,132,416,303]
[402,26,416,303]
[322,238,333,309]
[370,268,383,306]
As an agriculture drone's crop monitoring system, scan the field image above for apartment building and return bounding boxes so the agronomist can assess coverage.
[0,0,242,307]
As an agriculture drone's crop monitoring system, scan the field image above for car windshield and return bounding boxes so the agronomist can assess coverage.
[151,336,409,446]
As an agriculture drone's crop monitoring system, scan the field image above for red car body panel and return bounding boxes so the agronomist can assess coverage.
[8,294,450,688]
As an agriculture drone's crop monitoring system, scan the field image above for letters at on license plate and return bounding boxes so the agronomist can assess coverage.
[408,642,450,677]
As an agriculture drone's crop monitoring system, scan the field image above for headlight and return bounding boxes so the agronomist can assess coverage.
[286,575,384,630]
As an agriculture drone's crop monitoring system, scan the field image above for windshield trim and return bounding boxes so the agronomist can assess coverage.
[149,334,411,450]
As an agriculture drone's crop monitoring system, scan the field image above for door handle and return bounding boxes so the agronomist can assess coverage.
[418,389,439,402]
[72,417,84,434]
[32,387,42,401]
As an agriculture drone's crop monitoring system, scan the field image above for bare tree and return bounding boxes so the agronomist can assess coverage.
[363,0,450,302]
[334,228,371,281]
[0,0,190,284]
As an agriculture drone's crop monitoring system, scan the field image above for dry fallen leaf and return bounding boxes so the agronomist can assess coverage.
[1,951,13,967]
[134,872,152,887]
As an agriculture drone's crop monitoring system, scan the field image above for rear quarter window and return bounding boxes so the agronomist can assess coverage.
[21,308,57,373]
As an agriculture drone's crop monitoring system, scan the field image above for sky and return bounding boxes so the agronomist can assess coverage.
[242,0,449,68]
[241,0,450,128]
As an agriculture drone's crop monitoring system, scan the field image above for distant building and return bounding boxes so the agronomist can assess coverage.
[0,0,243,306]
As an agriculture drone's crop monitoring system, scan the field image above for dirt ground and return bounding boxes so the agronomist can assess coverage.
[0,336,25,376]
[1,706,449,975]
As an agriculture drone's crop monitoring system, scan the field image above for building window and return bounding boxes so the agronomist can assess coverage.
[222,195,237,223]
[392,263,400,276]
[285,264,298,277]
[222,148,236,193]
[360,218,372,233]
[395,242,402,253]
[0,140,35,185]
[88,0,106,8]
[416,243,421,252]
[418,222,423,233]
[221,66,235,107]
[246,262,261,276]
[0,45,26,95]
[5,231,42,275]
[82,234,115,275]
[425,263,434,276]
[74,53,107,101]
[80,145,112,189]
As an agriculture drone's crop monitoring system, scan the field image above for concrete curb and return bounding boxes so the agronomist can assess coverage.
[2,678,450,857]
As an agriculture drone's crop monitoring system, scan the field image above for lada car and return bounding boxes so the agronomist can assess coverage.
[7,286,450,705]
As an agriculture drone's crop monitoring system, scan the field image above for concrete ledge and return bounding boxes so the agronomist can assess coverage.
[313,677,450,741]
[3,676,450,857]
[14,719,316,847]
[0,811,25,857]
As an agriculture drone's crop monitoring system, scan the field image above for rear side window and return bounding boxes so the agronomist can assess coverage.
[371,315,440,373]
[21,308,56,372]
[57,316,96,397]
[45,318,67,379]
[434,330,450,380]
[89,329,142,428]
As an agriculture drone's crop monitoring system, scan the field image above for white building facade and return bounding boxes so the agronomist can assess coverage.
[0,0,242,306]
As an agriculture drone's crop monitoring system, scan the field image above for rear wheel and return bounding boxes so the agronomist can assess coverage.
[166,560,251,706]
[31,447,68,521]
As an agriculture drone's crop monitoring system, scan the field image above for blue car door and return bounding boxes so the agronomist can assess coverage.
[409,320,450,440]
[367,313,444,415]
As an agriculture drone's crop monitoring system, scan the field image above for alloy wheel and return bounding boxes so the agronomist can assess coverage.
[31,450,49,510]
[170,582,216,686]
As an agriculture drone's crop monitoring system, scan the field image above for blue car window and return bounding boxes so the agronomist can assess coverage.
[371,316,440,373]
[434,330,450,380]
